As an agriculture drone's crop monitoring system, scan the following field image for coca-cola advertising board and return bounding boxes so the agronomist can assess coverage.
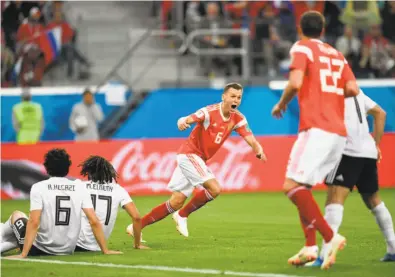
[2,134,394,199]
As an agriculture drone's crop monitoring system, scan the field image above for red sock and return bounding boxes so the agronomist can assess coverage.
[141,201,174,229]
[288,187,333,243]
[299,214,317,246]
[178,189,214,218]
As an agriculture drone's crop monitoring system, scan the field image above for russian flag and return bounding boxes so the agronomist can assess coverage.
[38,26,62,66]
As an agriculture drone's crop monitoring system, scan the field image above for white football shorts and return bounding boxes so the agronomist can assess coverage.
[167,154,215,197]
[286,128,346,186]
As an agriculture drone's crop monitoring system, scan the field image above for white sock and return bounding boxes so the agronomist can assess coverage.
[372,202,395,254]
[320,204,344,259]
[324,203,344,233]
[1,216,14,238]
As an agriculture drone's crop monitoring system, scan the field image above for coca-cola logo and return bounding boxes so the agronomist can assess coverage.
[111,140,260,193]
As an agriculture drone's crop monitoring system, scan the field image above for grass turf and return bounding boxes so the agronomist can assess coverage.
[2,189,394,277]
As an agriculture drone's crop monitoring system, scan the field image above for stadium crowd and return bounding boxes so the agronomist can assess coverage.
[2,1,395,87]
[1,1,90,88]
[161,0,395,78]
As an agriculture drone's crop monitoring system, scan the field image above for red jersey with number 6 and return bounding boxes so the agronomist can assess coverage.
[178,103,252,161]
[289,38,356,136]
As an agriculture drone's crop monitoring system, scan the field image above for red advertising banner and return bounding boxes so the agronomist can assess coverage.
[1,134,394,199]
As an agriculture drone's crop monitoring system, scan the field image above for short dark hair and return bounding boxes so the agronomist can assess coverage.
[300,11,325,38]
[223,82,243,93]
[44,148,72,177]
[79,155,118,184]
[82,88,92,96]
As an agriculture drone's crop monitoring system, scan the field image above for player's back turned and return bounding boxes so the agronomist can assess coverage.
[78,181,131,251]
[31,177,91,254]
[272,11,358,270]
[76,155,145,251]
[10,149,122,259]
[290,19,357,136]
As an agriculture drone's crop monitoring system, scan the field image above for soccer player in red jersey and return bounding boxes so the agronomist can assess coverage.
[127,83,266,238]
[271,11,359,270]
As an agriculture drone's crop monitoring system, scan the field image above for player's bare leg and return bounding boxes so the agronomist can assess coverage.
[361,192,395,262]
[10,211,27,225]
[284,179,346,269]
[174,178,221,237]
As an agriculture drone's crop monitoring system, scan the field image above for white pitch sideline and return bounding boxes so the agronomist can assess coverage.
[1,258,315,277]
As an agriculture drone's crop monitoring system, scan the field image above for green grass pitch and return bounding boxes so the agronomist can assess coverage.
[2,190,394,277]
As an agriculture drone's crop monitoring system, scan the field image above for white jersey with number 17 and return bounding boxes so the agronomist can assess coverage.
[30,177,93,255]
[77,181,132,251]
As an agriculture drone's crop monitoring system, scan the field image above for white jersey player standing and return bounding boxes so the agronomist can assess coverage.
[76,155,147,251]
[7,148,122,258]
[306,90,395,266]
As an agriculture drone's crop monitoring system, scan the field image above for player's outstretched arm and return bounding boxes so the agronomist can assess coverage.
[83,208,123,255]
[123,202,149,249]
[368,104,386,163]
[7,210,41,259]
[272,70,303,118]
[243,135,267,162]
[177,115,197,131]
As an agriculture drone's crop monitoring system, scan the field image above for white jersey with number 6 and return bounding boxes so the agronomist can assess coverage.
[77,181,132,251]
[30,177,93,255]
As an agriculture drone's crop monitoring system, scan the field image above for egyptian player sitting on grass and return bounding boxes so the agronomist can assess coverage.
[76,155,148,251]
[7,148,121,258]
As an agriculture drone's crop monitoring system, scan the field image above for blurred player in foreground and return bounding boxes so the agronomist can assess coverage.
[305,91,394,266]
[127,82,267,238]
[1,211,28,254]
[7,148,121,258]
[76,155,148,251]
[271,11,359,270]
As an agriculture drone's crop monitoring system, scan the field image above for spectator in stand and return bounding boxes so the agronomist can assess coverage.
[1,28,15,87]
[360,24,395,78]
[323,1,343,46]
[340,0,382,33]
[336,25,361,69]
[381,0,395,43]
[16,7,44,51]
[276,1,297,43]
[224,1,248,76]
[18,43,45,87]
[38,0,53,25]
[254,2,280,77]
[69,89,104,142]
[1,1,24,50]
[47,7,90,79]
[197,2,232,76]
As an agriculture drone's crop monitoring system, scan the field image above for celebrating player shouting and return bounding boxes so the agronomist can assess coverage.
[128,82,266,238]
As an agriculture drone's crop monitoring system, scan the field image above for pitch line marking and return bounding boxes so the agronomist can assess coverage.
[2,258,315,277]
